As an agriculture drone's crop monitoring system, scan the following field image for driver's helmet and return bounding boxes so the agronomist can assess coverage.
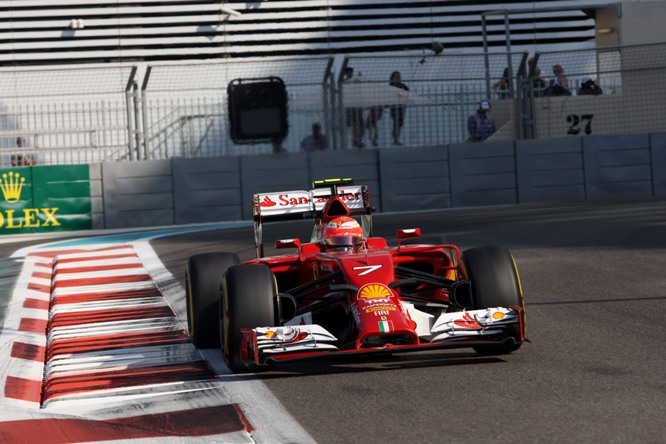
[322,216,364,251]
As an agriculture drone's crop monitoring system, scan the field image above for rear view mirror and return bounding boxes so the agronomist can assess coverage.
[276,238,301,250]
[396,228,421,250]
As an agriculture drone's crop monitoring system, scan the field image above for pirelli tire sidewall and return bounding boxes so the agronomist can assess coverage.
[186,252,240,349]
[221,264,278,372]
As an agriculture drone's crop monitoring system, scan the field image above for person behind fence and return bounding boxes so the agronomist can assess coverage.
[11,137,36,167]
[389,71,409,146]
[300,121,328,152]
[546,64,572,96]
[343,67,366,149]
[492,67,512,99]
[578,77,603,96]
[467,100,496,142]
[532,67,548,97]
[366,105,383,147]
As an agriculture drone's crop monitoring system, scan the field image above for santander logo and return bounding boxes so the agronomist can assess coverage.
[259,193,310,207]
[315,189,361,203]
[260,196,277,207]
[454,312,482,329]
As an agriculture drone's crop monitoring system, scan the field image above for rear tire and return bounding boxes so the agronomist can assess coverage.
[186,252,240,348]
[222,264,278,372]
[462,245,525,355]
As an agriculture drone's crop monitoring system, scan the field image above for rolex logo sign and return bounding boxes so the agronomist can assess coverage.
[0,171,25,203]
[0,165,92,234]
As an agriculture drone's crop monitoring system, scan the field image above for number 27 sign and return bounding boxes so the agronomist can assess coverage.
[567,114,594,135]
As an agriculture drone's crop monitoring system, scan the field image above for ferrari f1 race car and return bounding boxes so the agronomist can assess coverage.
[186,179,526,372]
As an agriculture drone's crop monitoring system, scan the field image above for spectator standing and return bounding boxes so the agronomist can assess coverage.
[552,64,569,89]
[366,106,383,147]
[11,137,36,167]
[578,77,603,96]
[467,100,496,142]
[532,67,548,97]
[492,67,512,99]
[389,71,409,146]
[300,122,328,152]
[546,64,571,96]
[527,58,547,97]
[343,67,365,149]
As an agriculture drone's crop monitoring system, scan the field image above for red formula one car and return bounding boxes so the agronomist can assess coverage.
[186,179,526,372]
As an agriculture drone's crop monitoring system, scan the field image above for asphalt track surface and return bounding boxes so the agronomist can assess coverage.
[2,198,665,443]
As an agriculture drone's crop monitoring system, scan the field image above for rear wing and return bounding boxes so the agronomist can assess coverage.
[253,186,371,221]
[252,179,373,257]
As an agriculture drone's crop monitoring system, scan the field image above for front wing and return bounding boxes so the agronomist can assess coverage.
[240,306,523,367]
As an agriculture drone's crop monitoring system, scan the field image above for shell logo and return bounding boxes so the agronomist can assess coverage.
[492,311,506,320]
[359,283,392,299]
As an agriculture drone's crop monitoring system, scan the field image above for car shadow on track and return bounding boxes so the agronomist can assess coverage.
[244,351,508,379]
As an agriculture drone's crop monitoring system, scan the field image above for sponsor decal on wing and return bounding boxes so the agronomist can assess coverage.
[255,191,313,216]
[453,312,482,329]
[312,186,364,210]
[260,196,276,207]
[430,307,518,341]
[255,325,338,353]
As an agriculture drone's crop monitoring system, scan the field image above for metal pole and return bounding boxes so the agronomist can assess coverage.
[504,11,515,98]
[132,81,143,159]
[141,66,152,160]
[125,89,136,161]
[482,14,491,98]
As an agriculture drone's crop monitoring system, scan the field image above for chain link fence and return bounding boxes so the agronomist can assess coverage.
[0,64,134,166]
[139,57,335,158]
[2,41,666,165]
[340,52,527,147]
[510,42,666,140]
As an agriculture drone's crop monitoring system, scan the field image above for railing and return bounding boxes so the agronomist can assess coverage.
[2,42,666,165]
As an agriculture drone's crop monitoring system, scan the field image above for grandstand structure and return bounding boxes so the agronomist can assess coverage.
[4,0,666,166]
[1,0,610,66]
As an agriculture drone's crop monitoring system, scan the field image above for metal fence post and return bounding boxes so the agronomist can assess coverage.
[125,70,137,161]
[140,66,153,160]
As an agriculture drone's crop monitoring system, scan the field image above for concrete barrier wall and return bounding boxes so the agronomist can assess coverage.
[516,137,585,203]
[651,132,666,197]
[102,160,174,228]
[379,147,450,212]
[450,140,518,207]
[99,132,666,229]
[173,157,242,224]
[583,134,653,199]
[89,164,104,229]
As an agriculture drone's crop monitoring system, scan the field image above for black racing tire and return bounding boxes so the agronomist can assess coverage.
[185,252,240,349]
[462,245,525,355]
[222,264,278,373]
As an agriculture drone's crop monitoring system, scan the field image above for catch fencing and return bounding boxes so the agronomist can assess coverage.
[0,64,134,166]
[1,41,666,165]
[521,42,666,140]
[138,57,335,159]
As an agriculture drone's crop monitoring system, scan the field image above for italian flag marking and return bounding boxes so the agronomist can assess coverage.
[378,320,393,333]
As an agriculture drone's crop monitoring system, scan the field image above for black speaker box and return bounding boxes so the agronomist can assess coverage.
[227,77,288,143]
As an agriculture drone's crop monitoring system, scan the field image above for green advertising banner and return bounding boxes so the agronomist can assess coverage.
[0,165,92,234]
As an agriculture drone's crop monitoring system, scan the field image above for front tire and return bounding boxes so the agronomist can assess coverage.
[186,252,240,348]
[462,245,525,355]
[222,264,278,372]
